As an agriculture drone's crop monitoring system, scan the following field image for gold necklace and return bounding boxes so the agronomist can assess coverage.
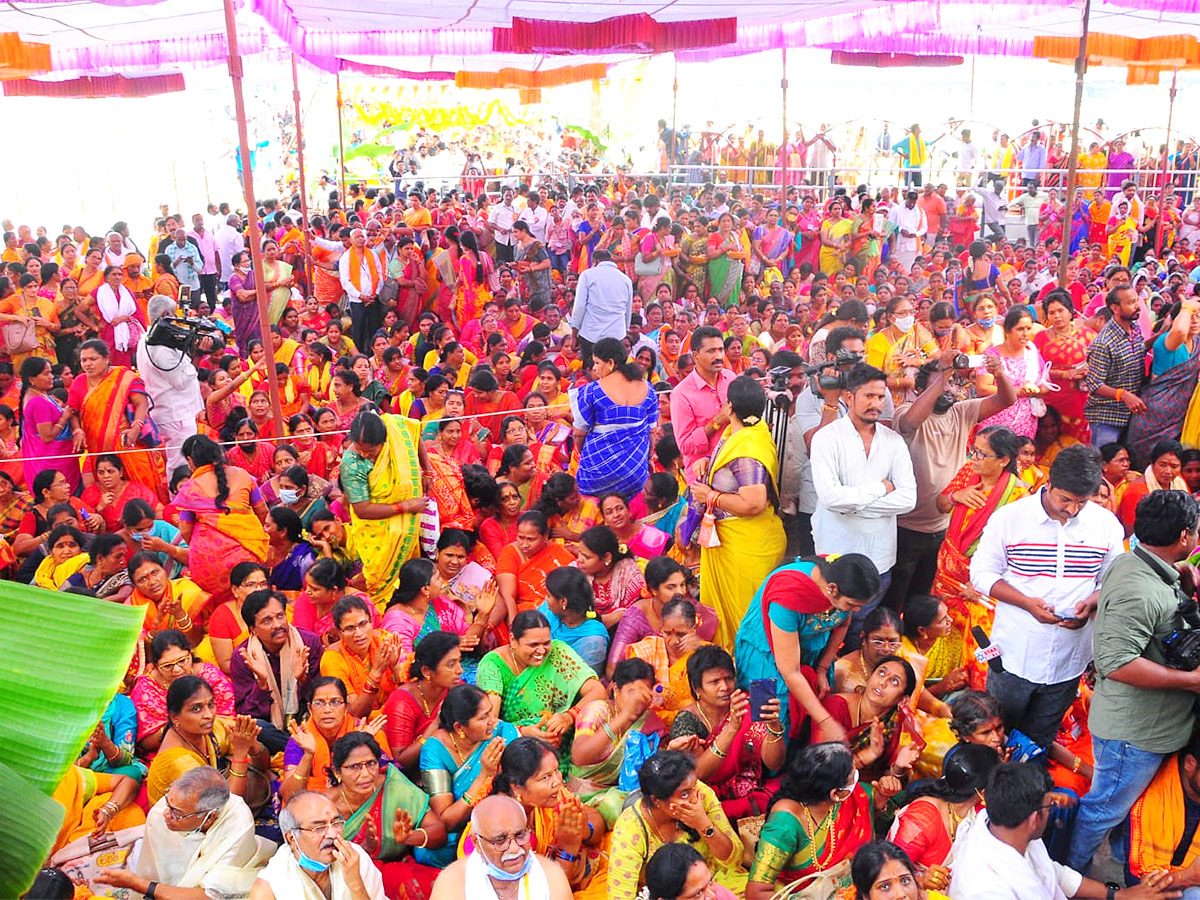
[947,802,964,840]
[177,730,211,762]
[800,802,839,871]
[415,682,437,718]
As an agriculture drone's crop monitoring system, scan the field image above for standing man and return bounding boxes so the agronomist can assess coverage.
[1009,182,1045,247]
[189,213,219,309]
[918,184,947,254]
[1084,285,1147,448]
[670,325,736,476]
[1067,489,1200,874]
[488,187,518,264]
[970,445,1125,749]
[810,363,916,642]
[893,123,929,188]
[976,176,1009,243]
[569,248,632,371]
[164,228,202,299]
[214,213,244,290]
[889,190,928,273]
[338,227,383,353]
[1019,130,1047,190]
[957,128,979,187]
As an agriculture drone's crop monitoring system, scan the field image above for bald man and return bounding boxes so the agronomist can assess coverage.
[429,795,570,900]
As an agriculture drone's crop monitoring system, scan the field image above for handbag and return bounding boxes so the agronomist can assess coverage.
[419,497,441,557]
[2,294,37,354]
[51,825,145,895]
[634,236,663,277]
[696,497,721,549]
[378,276,400,304]
[769,858,853,900]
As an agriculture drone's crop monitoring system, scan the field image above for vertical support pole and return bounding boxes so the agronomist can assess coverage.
[670,55,679,181]
[1156,68,1178,260]
[222,0,285,436]
[1057,0,1091,288]
[781,47,788,198]
[337,71,347,194]
[292,53,313,293]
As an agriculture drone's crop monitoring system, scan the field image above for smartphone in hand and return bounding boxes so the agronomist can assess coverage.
[749,678,777,722]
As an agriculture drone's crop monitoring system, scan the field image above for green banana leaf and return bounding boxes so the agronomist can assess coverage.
[345,142,395,163]
[565,124,607,154]
[0,582,144,897]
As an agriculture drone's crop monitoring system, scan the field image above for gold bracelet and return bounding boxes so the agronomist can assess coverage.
[710,743,728,759]
[414,827,429,848]
[227,769,248,779]
[1071,756,1082,774]
[289,769,308,781]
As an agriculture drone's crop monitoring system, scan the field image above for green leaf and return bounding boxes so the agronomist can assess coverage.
[0,582,144,897]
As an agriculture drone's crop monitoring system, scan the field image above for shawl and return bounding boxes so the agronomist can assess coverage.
[243,625,304,728]
[36,551,89,590]
[95,282,139,351]
[348,246,380,293]
[137,794,270,893]
[257,841,386,900]
[1144,469,1188,494]
[463,848,551,900]
[1129,754,1200,877]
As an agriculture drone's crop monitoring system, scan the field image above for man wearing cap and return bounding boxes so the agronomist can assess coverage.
[889,191,928,273]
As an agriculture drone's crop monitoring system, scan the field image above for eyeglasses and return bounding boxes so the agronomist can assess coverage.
[293,818,346,836]
[338,759,379,775]
[967,447,1002,460]
[867,638,903,651]
[157,656,192,673]
[338,619,372,634]
[165,798,213,821]
[477,828,531,850]
[311,698,346,710]
[238,579,269,591]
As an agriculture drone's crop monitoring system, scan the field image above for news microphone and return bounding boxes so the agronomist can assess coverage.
[971,626,1004,674]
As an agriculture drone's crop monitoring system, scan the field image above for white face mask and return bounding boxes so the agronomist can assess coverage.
[893,314,916,334]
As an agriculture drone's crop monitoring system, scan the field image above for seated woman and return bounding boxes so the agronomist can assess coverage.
[1116,439,1187,537]
[669,646,785,820]
[35,524,89,591]
[475,609,606,750]
[569,658,670,824]
[624,597,707,728]
[428,528,498,682]
[478,479,523,560]
[325,731,447,900]
[118,498,189,579]
[599,492,670,560]
[291,557,374,647]
[383,632,464,770]
[78,693,145,781]
[125,552,208,649]
[534,472,600,546]
[145,675,271,806]
[1033,407,1079,469]
[886,744,998,891]
[81,453,162,533]
[900,595,968,701]
[281,675,391,802]
[607,557,718,679]
[206,561,269,674]
[848,840,939,900]
[734,554,882,741]
[420,683,519,867]
[476,737,608,898]
[486,416,538,476]
[48,764,144,859]
[382,556,497,665]
[819,655,923,782]
[131,630,235,756]
[608,750,745,900]
[944,690,1084,779]
[64,532,132,601]
[746,743,901,900]
[632,472,687,541]
[494,511,575,622]
[643,843,740,900]
[264,506,316,595]
[495,442,539,509]
[541,566,609,674]
[224,416,275,483]
[268,464,330,531]
[573,525,646,629]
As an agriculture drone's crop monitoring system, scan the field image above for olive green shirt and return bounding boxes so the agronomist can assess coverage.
[1090,549,1196,754]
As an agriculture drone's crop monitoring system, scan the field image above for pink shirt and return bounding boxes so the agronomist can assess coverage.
[669,367,735,474]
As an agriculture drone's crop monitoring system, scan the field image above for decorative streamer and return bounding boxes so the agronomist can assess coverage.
[831,51,964,68]
[3,72,185,97]
[455,63,608,89]
[503,14,737,54]
[49,31,270,74]
[0,33,52,79]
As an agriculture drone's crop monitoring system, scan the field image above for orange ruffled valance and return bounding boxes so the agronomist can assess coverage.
[493,13,736,54]
[0,32,51,80]
[3,73,185,98]
[455,63,608,90]
[1033,32,1200,82]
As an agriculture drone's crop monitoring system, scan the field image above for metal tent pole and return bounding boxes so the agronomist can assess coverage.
[1057,0,1091,289]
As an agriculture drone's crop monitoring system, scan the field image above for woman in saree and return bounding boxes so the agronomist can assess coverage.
[19,356,84,494]
[341,410,431,606]
[131,629,235,756]
[35,525,90,591]
[707,213,745,309]
[818,198,852,277]
[1117,440,1188,537]
[794,195,823,272]
[900,595,968,705]
[54,276,98,373]
[287,412,337,481]
[669,646,785,821]
[280,676,390,801]
[486,416,536,477]
[932,425,1027,691]
[69,339,166,501]
[1033,290,1095,444]
[494,511,576,621]
[264,506,316,594]
[206,561,268,674]
[69,532,133,598]
[540,566,609,674]
[753,208,793,283]
[1101,442,1140,513]
[574,204,607,272]
[685,375,786,650]
[325,731,447,898]
[75,246,106,306]
[1107,199,1138,266]
[145,675,270,806]
[427,418,478,531]
[81,453,161,534]
[328,369,374,449]
[420,684,519,866]
[259,239,294,325]
[735,553,881,741]
[48,764,144,858]
[479,480,524,560]
[573,524,646,629]
[78,693,145,782]
[454,231,492,328]
[608,749,745,900]
[174,434,269,604]
[974,308,1049,440]
[570,658,674,825]
[94,265,143,367]
[747,743,898,900]
[475,610,606,750]
[865,295,938,407]
[533,472,598,547]
[1132,301,1200,467]
[850,197,883,283]
[680,221,710,296]
[382,631,466,771]
[1067,188,1090,254]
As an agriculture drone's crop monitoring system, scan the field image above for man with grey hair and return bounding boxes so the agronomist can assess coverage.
[95,766,270,899]
[214,213,245,287]
[253,791,384,900]
[135,294,204,480]
[430,795,569,900]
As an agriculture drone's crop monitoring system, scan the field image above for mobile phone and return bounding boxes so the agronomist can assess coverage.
[749,678,777,722]
[179,285,192,304]
[966,353,985,367]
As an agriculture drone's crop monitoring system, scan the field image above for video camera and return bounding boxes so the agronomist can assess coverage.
[145,316,226,357]
[806,348,863,393]
[1162,591,1200,670]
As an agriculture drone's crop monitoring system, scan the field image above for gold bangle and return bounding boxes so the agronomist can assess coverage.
[414,827,429,848]
[227,769,248,779]
[709,743,728,759]
[289,769,307,781]
[1071,756,1082,774]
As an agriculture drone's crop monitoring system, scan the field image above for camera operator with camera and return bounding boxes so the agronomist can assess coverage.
[135,295,223,479]
[1068,489,1200,875]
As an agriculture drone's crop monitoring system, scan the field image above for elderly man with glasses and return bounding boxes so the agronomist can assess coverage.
[96,766,271,900]
[253,790,385,900]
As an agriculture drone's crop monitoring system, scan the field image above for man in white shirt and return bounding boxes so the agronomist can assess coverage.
[970,444,1124,749]
[337,227,384,352]
[957,128,979,186]
[518,196,549,243]
[136,295,206,480]
[888,190,927,273]
[810,362,916,646]
[569,248,632,371]
[488,187,518,264]
[947,761,1164,900]
[214,214,245,288]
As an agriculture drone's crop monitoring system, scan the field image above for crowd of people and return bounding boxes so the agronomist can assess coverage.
[9,145,1200,900]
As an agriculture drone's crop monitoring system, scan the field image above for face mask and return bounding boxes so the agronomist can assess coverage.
[279,488,301,505]
[293,841,331,874]
[482,848,534,882]
[977,316,996,329]
[893,314,915,334]
[865,303,877,316]
[130,531,146,542]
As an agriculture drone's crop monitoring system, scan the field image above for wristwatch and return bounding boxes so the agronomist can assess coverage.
[1106,882,1121,900]
[703,826,716,838]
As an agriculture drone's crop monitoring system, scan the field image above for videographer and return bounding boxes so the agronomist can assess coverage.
[1067,488,1200,874]
[135,295,205,479]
